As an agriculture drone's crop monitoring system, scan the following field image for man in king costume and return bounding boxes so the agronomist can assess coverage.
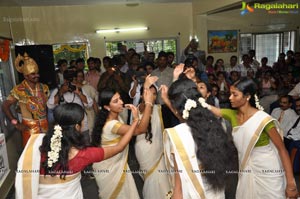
[2,53,49,146]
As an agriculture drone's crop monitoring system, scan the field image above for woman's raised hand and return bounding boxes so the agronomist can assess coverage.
[143,88,154,106]
[125,104,139,122]
[173,63,184,81]
[144,74,158,89]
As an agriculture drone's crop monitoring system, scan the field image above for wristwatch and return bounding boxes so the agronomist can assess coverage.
[11,119,18,125]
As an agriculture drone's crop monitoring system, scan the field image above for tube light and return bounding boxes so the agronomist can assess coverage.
[96,27,148,33]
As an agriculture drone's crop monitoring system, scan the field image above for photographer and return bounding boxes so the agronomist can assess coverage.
[47,69,93,133]
[129,66,147,106]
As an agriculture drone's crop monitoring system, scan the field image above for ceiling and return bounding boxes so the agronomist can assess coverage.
[0,0,192,7]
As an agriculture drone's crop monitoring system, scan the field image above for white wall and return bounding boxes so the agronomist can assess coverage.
[0,6,26,40]
[21,3,193,59]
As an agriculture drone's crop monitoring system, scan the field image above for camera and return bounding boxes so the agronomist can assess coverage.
[135,71,146,84]
[68,82,77,92]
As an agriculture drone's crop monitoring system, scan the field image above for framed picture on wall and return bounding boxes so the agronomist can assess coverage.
[208,30,238,53]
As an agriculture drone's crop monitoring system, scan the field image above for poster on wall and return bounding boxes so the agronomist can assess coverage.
[0,133,10,187]
[208,30,238,53]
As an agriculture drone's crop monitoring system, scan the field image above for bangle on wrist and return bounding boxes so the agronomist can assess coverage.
[145,102,153,107]
[287,186,297,191]
[132,118,140,123]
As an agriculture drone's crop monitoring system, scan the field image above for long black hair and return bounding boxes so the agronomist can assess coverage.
[139,85,158,143]
[91,88,116,146]
[234,77,257,108]
[40,103,86,179]
[168,79,238,190]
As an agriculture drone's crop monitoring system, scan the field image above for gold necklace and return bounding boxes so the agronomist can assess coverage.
[25,81,38,97]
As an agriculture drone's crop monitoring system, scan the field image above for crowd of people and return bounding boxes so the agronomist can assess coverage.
[3,39,300,199]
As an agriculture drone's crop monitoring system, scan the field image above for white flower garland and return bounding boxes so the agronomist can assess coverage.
[198,97,211,109]
[254,94,264,111]
[182,99,197,119]
[165,190,173,199]
[48,124,63,168]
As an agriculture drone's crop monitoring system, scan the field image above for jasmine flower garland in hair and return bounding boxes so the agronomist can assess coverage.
[48,125,63,168]
[254,94,264,111]
[182,99,197,119]
[165,190,173,199]
[198,97,212,110]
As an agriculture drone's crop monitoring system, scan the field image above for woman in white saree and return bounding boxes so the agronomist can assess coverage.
[206,78,299,199]
[15,103,138,199]
[163,79,239,199]
[92,86,154,199]
[134,85,171,199]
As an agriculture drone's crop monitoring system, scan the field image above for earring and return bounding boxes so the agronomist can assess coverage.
[107,108,110,111]
[247,98,250,101]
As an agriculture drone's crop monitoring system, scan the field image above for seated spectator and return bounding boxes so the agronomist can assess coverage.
[248,49,260,71]
[256,57,272,80]
[285,98,300,173]
[216,71,230,107]
[214,58,225,75]
[238,54,256,77]
[259,70,278,113]
[286,50,295,67]
[291,52,300,82]
[229,70,240,85]
[225,55,240,75]
[273,53,288,77]
[271,95,298,144]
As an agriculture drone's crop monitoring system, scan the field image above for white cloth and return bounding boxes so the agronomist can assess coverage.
[271,108,298,137]
[120,63,129,73]
[164,123,225,199]
[287,117,300,140]
[135,105,171,199]
[47,88,93,109]
[16,134,44,199]
[81,83,98,134]
[37,174,82,199]
[225,64,241,74]
[57,73,64,86]
[93,119,140,199]
[15,134,83,199]
[289,82,300,97]
[233,111,286,199]
[128,82,142,106]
